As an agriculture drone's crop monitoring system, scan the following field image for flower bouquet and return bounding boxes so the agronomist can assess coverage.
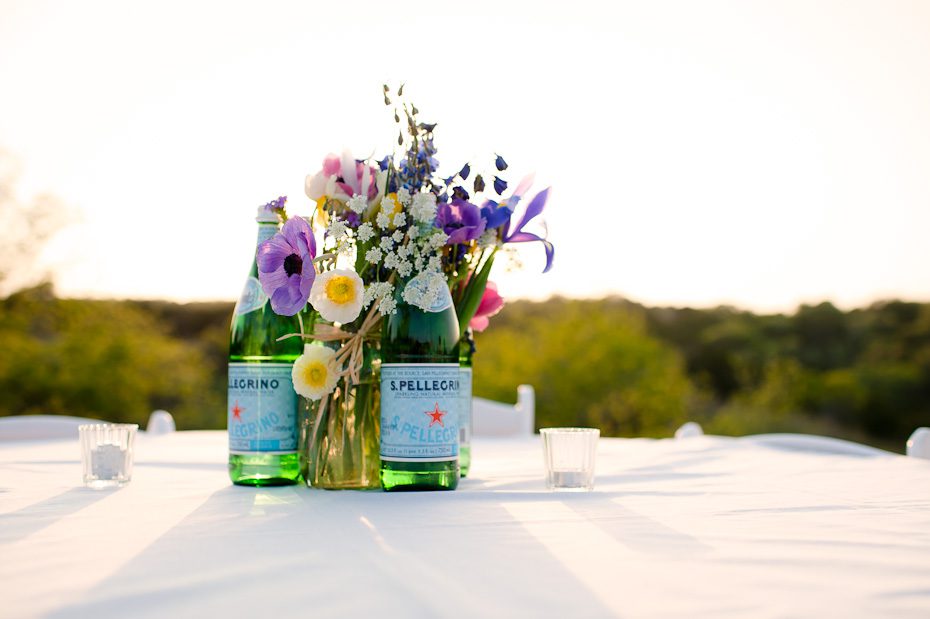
[256,85,553,489]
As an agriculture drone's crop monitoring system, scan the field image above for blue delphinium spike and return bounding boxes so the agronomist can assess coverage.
[493,176,508,195]
[460,163,471,180]
[495,154,508,171]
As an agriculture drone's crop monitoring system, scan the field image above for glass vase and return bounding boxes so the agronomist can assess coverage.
[298,345,381,490]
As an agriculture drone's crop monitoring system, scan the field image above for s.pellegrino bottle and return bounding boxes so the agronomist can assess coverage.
[228,206,303,486]
[458,329,475,477]
[380,272,460,491]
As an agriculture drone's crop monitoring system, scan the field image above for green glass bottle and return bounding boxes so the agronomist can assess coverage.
[228,207,303,486]
[458,329,475,477]
[380,272,460,491]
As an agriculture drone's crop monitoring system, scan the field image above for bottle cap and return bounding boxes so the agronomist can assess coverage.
[256,196,287,223]
[256,205,282,223]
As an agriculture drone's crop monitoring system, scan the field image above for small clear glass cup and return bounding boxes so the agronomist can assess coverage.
[79,424,138,488]
[541,427,599,491]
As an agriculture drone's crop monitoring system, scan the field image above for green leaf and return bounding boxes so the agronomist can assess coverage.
[456,254,495,337]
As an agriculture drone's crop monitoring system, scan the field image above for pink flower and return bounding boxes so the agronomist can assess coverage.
[305,150,380,203]
[469,282,504,332]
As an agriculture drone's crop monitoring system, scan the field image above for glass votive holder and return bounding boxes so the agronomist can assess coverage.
[541,427,599,491]
[79,423,138,488]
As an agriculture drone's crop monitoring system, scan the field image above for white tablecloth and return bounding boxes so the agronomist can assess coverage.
[1,431,929,618]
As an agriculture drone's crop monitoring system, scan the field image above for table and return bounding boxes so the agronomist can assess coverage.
[1,431,929,618]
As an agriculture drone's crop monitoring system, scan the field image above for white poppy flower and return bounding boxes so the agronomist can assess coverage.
[310,269,365,324]
[292,344,339,400]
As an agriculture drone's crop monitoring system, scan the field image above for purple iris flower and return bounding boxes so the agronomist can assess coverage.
[435,199,487,245]
[257,217,317,315]
[502,188,554,272]
[480,174,531,230]
[480,202,512,230]
[489,175,554,273]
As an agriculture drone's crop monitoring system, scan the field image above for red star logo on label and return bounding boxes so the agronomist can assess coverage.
[231,401,244,422]
[425,403,446,428]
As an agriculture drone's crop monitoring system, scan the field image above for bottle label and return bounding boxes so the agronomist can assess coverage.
[380,363,460,461]
[228,362,297,454]
[458,366,472,446]
[403,272,454,313]
[234,276,268,316]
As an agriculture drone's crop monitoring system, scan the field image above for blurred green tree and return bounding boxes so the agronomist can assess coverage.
[472,298,692,437]
[0,287,225,429]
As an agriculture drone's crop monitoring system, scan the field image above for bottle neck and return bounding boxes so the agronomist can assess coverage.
[460,328,476,364]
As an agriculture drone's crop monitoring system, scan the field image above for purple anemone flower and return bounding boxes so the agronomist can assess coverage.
[435,198,487,245]
[257,217,317,315]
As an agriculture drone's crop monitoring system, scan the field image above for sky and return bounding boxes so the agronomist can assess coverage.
[1,0,929,312]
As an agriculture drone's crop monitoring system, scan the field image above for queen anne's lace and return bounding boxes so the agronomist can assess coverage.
[377,296,397,315]
[410,192,437,223]
[346,194,368,214]
[478,229,498,249]
[356,222,375,242]
[327,218,347,240]
[365,247,382,264]
[428,230,448,250]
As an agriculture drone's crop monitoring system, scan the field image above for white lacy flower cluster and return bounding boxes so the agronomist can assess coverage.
[362,281,396,316]
[401,271,447,311]
[322,188,450,316]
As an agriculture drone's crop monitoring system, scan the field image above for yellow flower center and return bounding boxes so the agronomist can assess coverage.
[301,361,329,388]
[325,275,356,305]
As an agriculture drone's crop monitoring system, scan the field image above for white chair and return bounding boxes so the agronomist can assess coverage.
[675,421,704,439]
[907,427,930,459]
[147,410,177,435]
[472,385,535,437]
[0,411,176,441]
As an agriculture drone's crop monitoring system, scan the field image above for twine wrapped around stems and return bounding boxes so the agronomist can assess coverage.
[278,304,382,386]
